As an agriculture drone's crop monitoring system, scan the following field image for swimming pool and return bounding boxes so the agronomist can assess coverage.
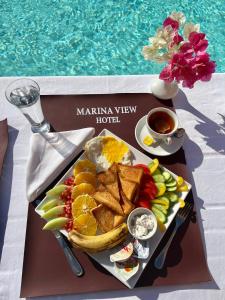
[0,0,224,76]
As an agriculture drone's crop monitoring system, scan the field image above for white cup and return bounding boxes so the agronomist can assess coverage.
[145,107,179,145]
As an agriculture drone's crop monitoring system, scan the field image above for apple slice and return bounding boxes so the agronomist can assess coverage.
[41,198,63,212]
[41,205,65,219]
[43,217,69,230]
[46,185,67,197]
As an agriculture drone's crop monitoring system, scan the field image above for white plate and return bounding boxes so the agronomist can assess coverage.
[36,128,191,289]
[135,115,185,156]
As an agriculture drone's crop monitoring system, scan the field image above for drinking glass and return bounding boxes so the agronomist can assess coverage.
[5,78,50,133]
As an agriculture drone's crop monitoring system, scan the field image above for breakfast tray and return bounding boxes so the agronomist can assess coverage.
[20,93,211,298]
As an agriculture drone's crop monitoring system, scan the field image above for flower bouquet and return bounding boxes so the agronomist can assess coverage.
[142,12,216,96]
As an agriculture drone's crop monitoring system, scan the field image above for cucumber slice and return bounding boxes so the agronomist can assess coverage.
[153,169,162,176]
[167,186,177,192]
[165,192,178,202]
[46,184,67,197]
[152,203,168,215]
[152,206,167,224]
[165,180,177,187]
[153,174,165,183]
[162,171,172,182]
[166,176,175,183]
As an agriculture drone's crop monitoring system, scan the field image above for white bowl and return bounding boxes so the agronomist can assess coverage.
[127,207,157,240]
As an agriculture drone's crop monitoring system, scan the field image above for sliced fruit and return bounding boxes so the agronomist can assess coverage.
[43,217,69,230]
[41,198,63,212]
[46,185,67,197]
[176,176,184,187]
[134,164,150,175]
[167,186,177,192]
[152,203,168,215]
[42,205,65,219]
[73,159,96,176]
[177,184,189,192]
[162,171,172,182]
[152,206,167,224]
[179,198,185,208]
[136,198,151,209]
[148,158,159,175]
[153,174,165,183]
[139,183,158,201]
[155,182,166,197]
[74,171,96,187]
[165,192,178,202]
[72,183,95,200]
[73,213,97,236]
[143,135,154,146]
[72,194,97,218]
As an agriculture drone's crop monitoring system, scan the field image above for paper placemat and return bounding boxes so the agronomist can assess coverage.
[20,93,211,298]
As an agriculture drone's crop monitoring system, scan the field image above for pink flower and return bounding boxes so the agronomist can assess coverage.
[194,53,216,81]
[159,64,173,83]
[160,50,216,88]
[189,32,208,53]
[143,12,216,88]
[179,32,208,57]
[163,17,179,30]
[170,32,183,47]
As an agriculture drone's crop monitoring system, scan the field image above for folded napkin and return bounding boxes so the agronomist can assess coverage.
[26,128,95,202]
[0,119,8,176]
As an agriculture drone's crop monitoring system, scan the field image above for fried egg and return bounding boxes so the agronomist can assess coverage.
[85,136,132,171]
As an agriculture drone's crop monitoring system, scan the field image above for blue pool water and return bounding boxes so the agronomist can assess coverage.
[0,0,224,76]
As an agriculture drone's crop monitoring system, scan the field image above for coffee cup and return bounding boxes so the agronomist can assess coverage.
[146,107,179,145]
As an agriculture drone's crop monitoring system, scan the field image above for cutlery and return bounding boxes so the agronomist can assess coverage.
[154,201,193,269]
[33,199,84,277]
[54,230,84,277]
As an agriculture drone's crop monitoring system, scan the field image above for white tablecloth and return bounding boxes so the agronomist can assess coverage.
[0,75,225,300]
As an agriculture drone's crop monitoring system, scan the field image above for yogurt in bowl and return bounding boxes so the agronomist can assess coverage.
[127,207,157,240]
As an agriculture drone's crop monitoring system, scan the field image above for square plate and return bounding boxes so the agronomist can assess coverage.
[36,128,191,289]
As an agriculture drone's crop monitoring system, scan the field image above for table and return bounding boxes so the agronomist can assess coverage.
[0,74,225,300]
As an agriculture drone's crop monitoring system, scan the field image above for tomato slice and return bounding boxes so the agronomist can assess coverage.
[134,164,150,175]
[136,198,150,209]
[135,163,158,203]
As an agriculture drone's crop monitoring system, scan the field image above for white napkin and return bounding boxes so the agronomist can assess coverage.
[26,127,95,202]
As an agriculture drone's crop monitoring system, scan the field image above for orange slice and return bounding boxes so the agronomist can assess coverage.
[73,159,96,176]
[73,213,97,235]
[71,183,95,200]
[74,171,96,187]
[72,194,97,218]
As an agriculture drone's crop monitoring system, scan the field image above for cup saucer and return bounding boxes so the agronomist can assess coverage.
[135,115,185,156]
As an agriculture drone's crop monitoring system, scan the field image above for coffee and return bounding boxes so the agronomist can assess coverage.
[148,111,175,134]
